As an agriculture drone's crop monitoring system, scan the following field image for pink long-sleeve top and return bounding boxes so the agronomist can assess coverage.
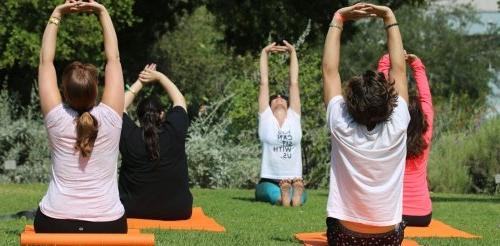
[377,54,433,216]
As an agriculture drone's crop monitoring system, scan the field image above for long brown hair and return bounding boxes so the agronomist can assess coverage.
[406,95,428,159]
[62,61,99,158]
[137,97,163,161]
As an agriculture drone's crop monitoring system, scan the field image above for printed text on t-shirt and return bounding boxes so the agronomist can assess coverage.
[273,130,293,159]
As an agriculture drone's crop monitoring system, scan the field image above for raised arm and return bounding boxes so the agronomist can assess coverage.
[259,43,285,113]
[408,55,433,133]
[124,64,156,112]
[366,4,408,102]
[80,0,124,115]
[322,3,371,106]
[38,2,79,116]
[322,12,343,106]
[139,69,187,111]
[377,53,391,80]
[283,41,300,115]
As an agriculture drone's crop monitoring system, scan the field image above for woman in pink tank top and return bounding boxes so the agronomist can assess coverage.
[378,52,434,227]
[35,0,126,233]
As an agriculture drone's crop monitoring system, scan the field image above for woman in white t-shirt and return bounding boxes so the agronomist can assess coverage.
[255,41,306,207]
[322,3,409,245]
[35,1,126,233]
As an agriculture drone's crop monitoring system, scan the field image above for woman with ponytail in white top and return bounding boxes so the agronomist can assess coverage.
[35,0,126,233]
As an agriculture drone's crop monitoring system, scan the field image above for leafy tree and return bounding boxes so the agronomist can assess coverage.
[117,0,203,80]
[205,0,427,54]
[151,7,245,106]
[0,0,203,104]
[0,0,136,104]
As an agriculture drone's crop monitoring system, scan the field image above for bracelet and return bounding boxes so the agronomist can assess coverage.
[125,84,137,95]
[385,23,399,30]
[48,16,61,26]
[329,22,343,31]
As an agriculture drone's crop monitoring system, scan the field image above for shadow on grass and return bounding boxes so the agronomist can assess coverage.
[270,236,297,243]
[432,196,500,203]
[231,197,257,203]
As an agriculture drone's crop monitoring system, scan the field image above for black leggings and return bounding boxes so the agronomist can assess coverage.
[34,208,127,233]
[326,217,405,246]
[403,212,432,227]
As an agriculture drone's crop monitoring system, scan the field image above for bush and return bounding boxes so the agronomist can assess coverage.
[429,117,500,194]
[0,87,50,183]
[186,97,260,188]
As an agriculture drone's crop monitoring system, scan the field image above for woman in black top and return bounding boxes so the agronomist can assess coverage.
[119,64,192,220]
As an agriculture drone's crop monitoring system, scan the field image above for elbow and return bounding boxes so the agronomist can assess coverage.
[392,63,406,75]
[322,65,337,78]
[106,49,121,63]
[107,54,121,63]
[39,53,52,66]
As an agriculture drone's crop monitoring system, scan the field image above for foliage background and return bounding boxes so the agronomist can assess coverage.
[0,0,499,194]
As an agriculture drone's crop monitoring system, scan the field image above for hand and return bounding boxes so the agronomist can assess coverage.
[262,42,288,54]
[138,63,157,84]
[77,0,106,14]
[336,2,375,21]
[406,54,418,63]
[282,40,296,54]
[53,1,81,16]
[139,64,162,84]
[363,3,394,20]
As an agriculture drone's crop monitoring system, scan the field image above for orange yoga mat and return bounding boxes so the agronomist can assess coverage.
[20,225,155,246]
[295,232,419,246]
[295,219,480,246]
[127,207,226,232]
[405,219,480,238]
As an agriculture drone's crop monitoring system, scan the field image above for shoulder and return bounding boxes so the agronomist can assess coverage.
[92,103,123,128]
[44,104,75,128]
[326,96,349,127]
[287,108,301,120]
[390,96,410,128]
[259,106,273,120]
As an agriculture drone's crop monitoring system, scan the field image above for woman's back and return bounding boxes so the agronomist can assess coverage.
[118,106,192,220]
[40,103,124,221]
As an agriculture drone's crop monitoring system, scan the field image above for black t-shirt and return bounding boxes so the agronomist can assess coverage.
[118,106,193,220]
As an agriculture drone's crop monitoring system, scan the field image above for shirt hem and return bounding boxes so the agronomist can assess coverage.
[326,211,401,226]
[261,175,302,180]
[39,203,125,222]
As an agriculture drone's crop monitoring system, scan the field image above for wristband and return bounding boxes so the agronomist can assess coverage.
[385,23,399,30]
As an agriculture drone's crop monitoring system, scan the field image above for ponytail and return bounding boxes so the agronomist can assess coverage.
[75,112,98,158]
[142,111,161,161]
[137,97,163,161]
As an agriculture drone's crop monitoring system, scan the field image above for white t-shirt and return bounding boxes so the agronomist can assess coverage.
[326,96,410,226]
[39,103,125,221]
[258,107,302,179]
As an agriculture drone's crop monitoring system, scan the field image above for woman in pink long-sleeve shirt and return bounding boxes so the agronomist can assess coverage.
[378,53,434,227]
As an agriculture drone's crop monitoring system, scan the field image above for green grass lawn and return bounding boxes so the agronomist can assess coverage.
[0,184,498,245]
